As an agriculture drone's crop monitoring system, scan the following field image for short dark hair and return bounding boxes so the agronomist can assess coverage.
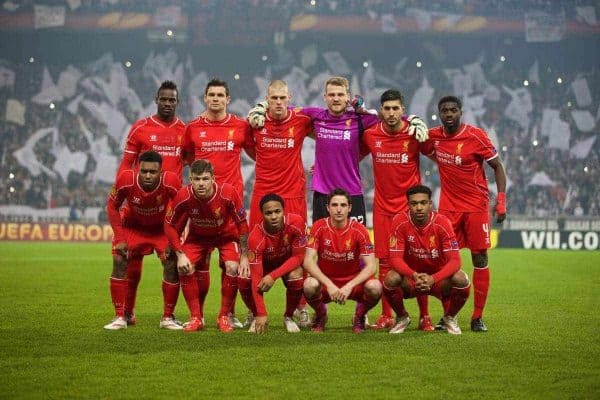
[380,89,404,105]
[406,184,432,200]
[438,95,462,111]
[157,80,178,100]
[327,188,351,205]
[205,78,229,96]
[260,193,284,211]
[190,159,214,176]
[139,150,162,165]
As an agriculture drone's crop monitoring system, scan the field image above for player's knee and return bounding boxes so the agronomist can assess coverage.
[303,277,320,298]
[162,259,179,284]
[471,251,488,268]
[364,279,382,299]
[287,267,303,280]
[451,270,470,288]
[112,256,127,279]
[224,261,238,276]
[383,269,402,288]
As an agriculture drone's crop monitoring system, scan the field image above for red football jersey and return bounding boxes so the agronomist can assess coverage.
[251,110,312,197]
[307,218,374,282]
[247,213,307,279]
[119,115,186,177]
[422,123,498,212]
[388,210,460,280]
[362,121,421,215]
[107,170,181,242]
[184,114,254,199]
[165,182,248,251]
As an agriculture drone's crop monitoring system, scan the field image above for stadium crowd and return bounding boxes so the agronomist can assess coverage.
[0,10,598,220]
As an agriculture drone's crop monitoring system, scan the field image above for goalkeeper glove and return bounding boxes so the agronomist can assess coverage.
[351,95,364,112]
[494,192,507,223]
[247,101,268,128]
[406,114,429,142]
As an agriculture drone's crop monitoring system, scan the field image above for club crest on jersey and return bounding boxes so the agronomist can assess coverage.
[213,207,221,218]
[247,250,256,262]
[156,195,162,205]
[150,135,157,142]
[110,186,117,197]
[345,239,352,250]
[429,235,436,248]
[288,127,294,137]
[389,235,397,248]
[408,235,415,242]
[228,129,235,139]
[345,119,352,128]
[166,208,174,218]
[403,140,409,151]
[324,239,332,246]
[456,143,464,154]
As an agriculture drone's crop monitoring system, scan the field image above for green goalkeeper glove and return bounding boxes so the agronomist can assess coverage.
[406,114,429,142]
[247,101,268,128]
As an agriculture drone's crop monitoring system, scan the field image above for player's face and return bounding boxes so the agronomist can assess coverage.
[439,101,462,133]
[327,195,351,225]
[190,172,214,199]
[266,86,290,121]
[261,200,284,233]
[408,193,432,226]
[138,161,161,191]
[155,89,178,121]
[324,84,349,116]
[204,86,230,114]
[380,99,404,130]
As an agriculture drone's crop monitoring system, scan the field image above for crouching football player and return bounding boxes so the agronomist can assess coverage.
[302,188,382,334]
[383,185,471,335]
[238,194,307,334]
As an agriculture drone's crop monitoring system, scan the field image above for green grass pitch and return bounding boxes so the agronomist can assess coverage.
[1,242,599,399]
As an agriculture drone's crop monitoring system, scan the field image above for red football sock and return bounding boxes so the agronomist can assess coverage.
[297,270,308,309]
[447,285,471,317]
[180,274,201,319]
[195,270,210,318]
[237,276,257,316]
[382,284,408,318]
[472,267,490,319]
[417,294,430,318]
[284,278,304,318]
[378,261,393,317]
[124,257,142,316]
[442,297,451,314]
[161,280,179,319]
[109,277,127,317]
[306,291,326,318]
[219,274,238,317]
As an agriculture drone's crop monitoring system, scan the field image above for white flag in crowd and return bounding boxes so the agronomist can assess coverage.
[79,117,118,183]
[5,99,25,126]
[32,67,63,104]
[575,6,597,25]
[13,128,58,178]
[547,116,571,151]
[570,110,596,132]
[528,171,555,187]
[52,146,88,182]
[57,65,82,99]
[569,135,596,159]
[409,77,434,123]
[503,86,532,130]
[0,66,15,88]
[540,108,559,137]
[322,52,351,76]
[528,60,540,85]
[571,77,592,108]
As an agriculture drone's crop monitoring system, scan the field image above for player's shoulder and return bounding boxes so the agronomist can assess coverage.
[286,213,306,229]
[289,109,312,122]
[163,171,182,188]
[116,169,136,188]
[391,211,411,229]
[428,125,444,137]
[349,219,370,235]
[172,117,186,129]
[186,115,204,127]
[230,114,250,126]
[310,218,327,232]
[431,212,454,231]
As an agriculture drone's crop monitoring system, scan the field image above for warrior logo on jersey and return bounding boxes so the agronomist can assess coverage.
[456,143,464,154]
[200,131,207,138]
[345,238,352,251]
[389,235,397,248]
[150,135,157,142]
[247,250,256,262]
[132,196,141,205]
[429,235,436,248]
[375,141,382,148]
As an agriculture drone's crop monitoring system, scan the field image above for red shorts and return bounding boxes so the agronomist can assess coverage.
[249,194,307,229]
[402,277,445,299]
[319,277,378,303]
[112,226,168,260]
[439,210,490,250]
[373,212,394,259]
[182,236,240,271]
